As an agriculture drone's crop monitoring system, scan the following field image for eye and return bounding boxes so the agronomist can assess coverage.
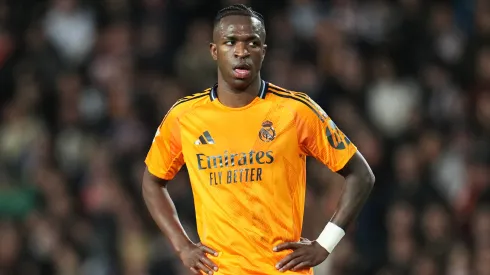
[249,41,259,47]
[225,41,234,46]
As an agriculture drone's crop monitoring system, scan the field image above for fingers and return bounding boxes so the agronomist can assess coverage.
[184,243,220,275]
[278,256,304,272]
[190,249,218,274]
[291,261,311,271]
[189,261,218,275]
[277,254,313,272]
[194,261,211,275]
[275,251,300,271]
[199,243,219,256]
[273,242,301,252]
[200,255,219,272]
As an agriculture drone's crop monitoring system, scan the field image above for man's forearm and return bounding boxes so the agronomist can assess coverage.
[330,172,374,228]
[330,152,375,229]
[142,169,192,253]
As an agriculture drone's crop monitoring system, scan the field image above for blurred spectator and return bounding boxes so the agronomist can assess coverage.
[44,0,96,66]
[366,55,422,139]
[175,19,216,92]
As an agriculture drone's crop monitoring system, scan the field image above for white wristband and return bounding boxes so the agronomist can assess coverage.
[316,222,345,253]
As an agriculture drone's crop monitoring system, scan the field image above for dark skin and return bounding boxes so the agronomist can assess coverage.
[142,15,268,275]
[273,151,375,272]
[142,170,219,275]
[142,14,375,274]
[209,15,267,107]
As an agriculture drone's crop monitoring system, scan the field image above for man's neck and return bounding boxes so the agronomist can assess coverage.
[216,76,261,108]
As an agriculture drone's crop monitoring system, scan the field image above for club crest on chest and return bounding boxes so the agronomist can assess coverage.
[258,120,276,142]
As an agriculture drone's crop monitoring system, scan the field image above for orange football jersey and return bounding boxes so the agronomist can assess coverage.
[145,81,357,275]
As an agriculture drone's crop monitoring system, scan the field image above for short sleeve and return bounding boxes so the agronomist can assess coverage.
[145,108,185,180]
[296,97,357,172]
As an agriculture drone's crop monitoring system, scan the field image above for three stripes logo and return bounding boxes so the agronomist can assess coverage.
[195,131,215,145]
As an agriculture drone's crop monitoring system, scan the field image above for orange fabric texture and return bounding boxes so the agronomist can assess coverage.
[145,81,357,275]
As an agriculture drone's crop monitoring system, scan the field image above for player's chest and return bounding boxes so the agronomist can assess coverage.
[178,105,297,155]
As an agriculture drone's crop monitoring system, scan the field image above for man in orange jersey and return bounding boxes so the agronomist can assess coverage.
[142,4,375,275]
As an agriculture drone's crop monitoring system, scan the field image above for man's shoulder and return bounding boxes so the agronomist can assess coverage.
[266,82,314,107]
[167,88,213,117]
[266,82,326,119]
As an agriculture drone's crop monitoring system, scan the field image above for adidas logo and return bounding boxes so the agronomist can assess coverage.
[195,131,215,145]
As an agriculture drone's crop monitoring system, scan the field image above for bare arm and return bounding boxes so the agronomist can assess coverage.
[274,151,375,272]
[274,96,375,272]
[142,167,219,274]
[142,167,193,253]
[331,151,375,228]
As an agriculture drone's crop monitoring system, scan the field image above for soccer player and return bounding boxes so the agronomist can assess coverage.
[142,4,375,275]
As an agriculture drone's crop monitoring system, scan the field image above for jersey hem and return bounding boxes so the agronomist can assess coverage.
[145,161,173,180]
[331,146,358,172]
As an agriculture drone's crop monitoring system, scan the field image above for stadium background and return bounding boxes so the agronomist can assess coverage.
[1,0,490,274]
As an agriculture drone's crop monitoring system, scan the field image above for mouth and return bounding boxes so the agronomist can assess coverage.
[233,64,252,79]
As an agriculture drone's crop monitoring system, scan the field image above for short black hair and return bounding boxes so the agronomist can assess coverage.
[214,4,265,26]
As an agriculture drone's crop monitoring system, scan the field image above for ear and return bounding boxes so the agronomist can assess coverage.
[262,44,267,62]
[210,43,218,61]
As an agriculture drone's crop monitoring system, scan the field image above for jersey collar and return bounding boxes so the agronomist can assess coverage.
[209,80,268,101]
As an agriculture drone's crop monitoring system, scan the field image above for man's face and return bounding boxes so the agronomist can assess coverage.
[210,15,266,90]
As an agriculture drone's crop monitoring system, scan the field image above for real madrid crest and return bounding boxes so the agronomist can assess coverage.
[259,120,276,142]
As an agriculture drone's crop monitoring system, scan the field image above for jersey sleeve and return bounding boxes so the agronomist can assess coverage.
[145,108,185,180]
[296,97,357,172]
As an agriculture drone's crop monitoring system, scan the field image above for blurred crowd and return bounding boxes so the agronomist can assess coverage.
[1,0,490,274]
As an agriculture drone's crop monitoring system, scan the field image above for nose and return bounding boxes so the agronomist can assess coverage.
[234,42,250,58]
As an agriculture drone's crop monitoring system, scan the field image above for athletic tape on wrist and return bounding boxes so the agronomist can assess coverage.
[316,222,345,253]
